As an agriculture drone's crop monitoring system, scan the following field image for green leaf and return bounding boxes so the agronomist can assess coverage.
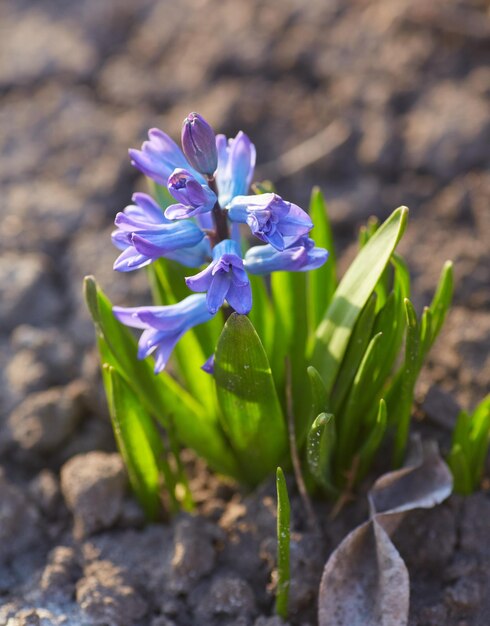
[107,366,170,518]
[249,274,274,357]
[84,276,240,478]
[336,331,384,469]
[392,299,421,466]
[468,395,490,486]
[312,207,408,394]
[307,413,337,494]
[214,314,288,485]
[419,307,433,364]
[308,187,337,330]
[271,271,310,438]
[448,444,473,495]
[356,399,387,482]
[275,467,291,620]
[330,293,377,414]
[307,366,328,419]
[429,260,453,344]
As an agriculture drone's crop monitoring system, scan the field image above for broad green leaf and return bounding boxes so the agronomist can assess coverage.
[308,187,337,330]
[307,366,328,419]
[214,314,287,485]
[84,276,240,478]
[307,413,337,494]
[275,467,291,620]
[312,207,408,394]
[331,293,377,414]
[393,299,421,467]
[356,399,387,482]
[108,367,170,518]
[429,260,453,344]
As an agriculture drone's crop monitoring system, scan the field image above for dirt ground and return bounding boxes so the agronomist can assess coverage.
[0,0,489,624]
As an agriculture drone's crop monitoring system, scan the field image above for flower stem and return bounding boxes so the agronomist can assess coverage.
[207,176,229,242]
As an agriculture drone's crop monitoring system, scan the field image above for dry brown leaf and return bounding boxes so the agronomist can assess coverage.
[318,441,453,626]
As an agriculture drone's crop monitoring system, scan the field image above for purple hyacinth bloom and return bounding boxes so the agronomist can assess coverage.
[112,192,209,271]
[181,112,218,176]
[245,237,328,275]
[129,128,205,186]
[228,193,313,250]
[216,131,256,207]
[165,169,217,220]
[185,239,252,314]
[113,295,215,373]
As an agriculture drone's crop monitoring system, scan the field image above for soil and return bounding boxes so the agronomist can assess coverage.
[0,0,489,625]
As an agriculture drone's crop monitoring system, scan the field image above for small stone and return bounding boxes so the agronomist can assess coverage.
[60,452,127,537]
[76,559,147,626]
[169,514,222,592]
[8,381,86,454]
[193,575,257,623]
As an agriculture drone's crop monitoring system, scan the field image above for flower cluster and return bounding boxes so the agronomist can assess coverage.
[113,113,328,372]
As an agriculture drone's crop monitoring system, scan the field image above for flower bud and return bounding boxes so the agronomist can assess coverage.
[181,113,218,176]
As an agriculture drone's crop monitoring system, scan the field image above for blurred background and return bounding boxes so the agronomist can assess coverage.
[0,0,489,432]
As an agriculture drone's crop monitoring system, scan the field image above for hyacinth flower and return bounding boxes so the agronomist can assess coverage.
[228,193,313,250]
[165,168,217,220]
[87,109,455,524]
[186,239,252,315]
[245,237,329,274]
[112,192,209,271]
[113,294,215,373]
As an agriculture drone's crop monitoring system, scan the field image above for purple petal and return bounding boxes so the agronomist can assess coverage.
[113,246,152,272]
[113,306,153,329]
[206,272,231,314]
[185,264,214,292]
[226,282,252,314]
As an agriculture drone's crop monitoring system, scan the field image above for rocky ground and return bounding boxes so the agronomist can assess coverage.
[0,0,489,624]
